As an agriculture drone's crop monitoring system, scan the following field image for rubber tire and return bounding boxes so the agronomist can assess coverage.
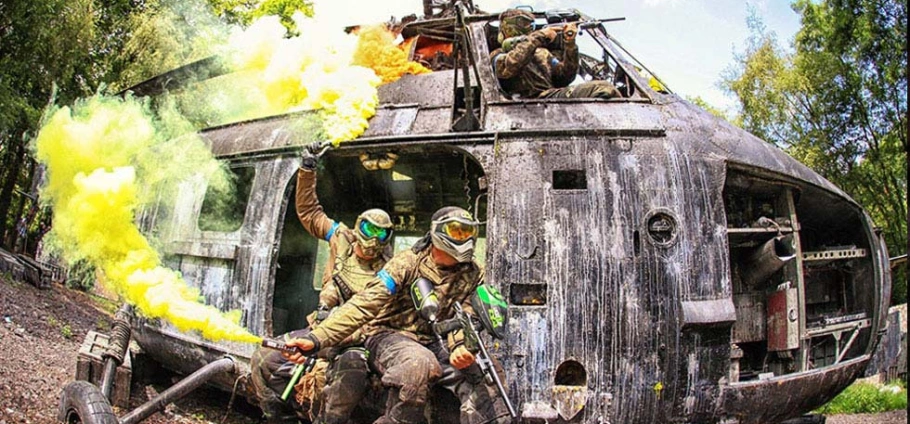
[57,381,118,424]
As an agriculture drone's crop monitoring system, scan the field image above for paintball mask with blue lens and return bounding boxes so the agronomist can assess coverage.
[354,209,393,258]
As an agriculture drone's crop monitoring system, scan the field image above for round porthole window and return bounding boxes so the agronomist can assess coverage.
[645,210,678,247]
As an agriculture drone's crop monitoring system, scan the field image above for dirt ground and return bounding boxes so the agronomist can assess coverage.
[0,273,259,424]
[0,272,905,424]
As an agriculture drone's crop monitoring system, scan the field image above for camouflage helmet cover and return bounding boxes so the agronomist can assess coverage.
[354,208,393,257]
[498,9,535,42]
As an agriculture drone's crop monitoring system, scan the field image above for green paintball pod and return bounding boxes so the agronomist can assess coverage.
[471,284,508,339]
[410,277,440,322]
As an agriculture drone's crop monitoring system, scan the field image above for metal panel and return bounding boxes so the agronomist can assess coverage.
[768,287,800,351]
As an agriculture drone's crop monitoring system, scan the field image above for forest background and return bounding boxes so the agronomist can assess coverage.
[0,0,906,304]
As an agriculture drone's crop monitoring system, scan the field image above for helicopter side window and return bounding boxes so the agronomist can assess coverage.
[198,165,255,233]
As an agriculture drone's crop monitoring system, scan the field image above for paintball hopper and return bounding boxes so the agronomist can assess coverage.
[411,277,440,322]
[471,284,508,339]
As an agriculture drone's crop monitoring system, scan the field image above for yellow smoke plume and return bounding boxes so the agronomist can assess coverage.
[352,25,431,84]
[221,17,430,143]
[34,96,259,343]
[226,15,382,144]
[31,10,436,346]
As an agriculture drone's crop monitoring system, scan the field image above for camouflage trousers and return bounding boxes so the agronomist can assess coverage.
[365,332,511,424]
[251,328,371,424]
[540,80,621,99]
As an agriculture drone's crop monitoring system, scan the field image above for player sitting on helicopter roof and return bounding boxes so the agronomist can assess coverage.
[491,8,622,99]
[250,143,394,424]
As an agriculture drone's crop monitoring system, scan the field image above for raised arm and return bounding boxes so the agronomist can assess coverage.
[550,24,579,87]
[492,29,556,79]
[295,168,337,242]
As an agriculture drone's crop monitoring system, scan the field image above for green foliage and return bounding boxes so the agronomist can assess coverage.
[0,0,315,250]
[114,0,231,90]
[686,96,730,122]
[723,0,908,304]
[209,0,313,32]
[65,259,96,292]
[47,315,74,339]
[814,381,908,414]
[60,324,73,339]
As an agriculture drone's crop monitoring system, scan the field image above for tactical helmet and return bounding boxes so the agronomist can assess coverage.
[498,9,535,42]
[354,208,393,258]
[429,206,479,263]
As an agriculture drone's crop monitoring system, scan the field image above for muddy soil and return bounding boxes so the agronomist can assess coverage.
[0,273,259,424]
[0,272,905,424]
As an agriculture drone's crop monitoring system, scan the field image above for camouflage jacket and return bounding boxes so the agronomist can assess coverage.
[295,168,388,309]
[491,30,578,98]
[309,246,483,350]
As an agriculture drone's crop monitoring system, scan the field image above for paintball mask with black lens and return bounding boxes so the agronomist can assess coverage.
[429,207,479,263]
[354,209,393,258]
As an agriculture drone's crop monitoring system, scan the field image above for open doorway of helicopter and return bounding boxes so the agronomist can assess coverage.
[270,145,488,335]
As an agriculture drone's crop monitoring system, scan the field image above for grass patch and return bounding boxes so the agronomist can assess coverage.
[814,380,907,414]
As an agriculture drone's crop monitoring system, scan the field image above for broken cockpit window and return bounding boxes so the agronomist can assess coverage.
[198,165,254,233]
[483,9,658,100]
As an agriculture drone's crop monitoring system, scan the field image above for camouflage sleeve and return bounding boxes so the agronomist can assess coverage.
[296,168,338,242]
[550,41,579,88]
[319,279,341,309]
[492,31,550,79]
[309,253,414,347]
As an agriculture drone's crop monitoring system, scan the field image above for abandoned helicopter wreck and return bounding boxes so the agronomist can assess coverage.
[56,1,891,423]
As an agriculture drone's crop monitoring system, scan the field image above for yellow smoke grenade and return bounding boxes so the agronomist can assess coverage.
[352,25,431,84]
[34,96,259,343]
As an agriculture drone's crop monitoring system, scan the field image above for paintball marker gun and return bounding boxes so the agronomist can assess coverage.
[500,17,626,52]
[261,338,318,401]
[539,17,626,32]
[410,280,516,419]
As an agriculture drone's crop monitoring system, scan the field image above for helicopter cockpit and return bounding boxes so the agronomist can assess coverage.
[396,7,661,104]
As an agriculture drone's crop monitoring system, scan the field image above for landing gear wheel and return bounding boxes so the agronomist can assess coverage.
[57,381,118,424]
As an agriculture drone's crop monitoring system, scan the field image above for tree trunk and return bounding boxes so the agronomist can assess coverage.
[0,140,23,249]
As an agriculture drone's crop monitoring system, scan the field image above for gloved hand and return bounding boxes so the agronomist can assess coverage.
[300,142,324,170]
[537,27,559,44]
[284,336,319,364]
[563,23,578,43]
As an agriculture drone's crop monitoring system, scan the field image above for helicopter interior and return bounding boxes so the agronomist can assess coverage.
[270,146,488,335]
[724,168,876,381]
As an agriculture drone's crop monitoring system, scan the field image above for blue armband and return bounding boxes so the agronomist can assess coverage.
[325,221,339,242]
[378,269,397,295]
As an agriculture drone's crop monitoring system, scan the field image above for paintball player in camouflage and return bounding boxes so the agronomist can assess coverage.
[251,144,394,423]
[284,206,510,424]
[491,8,622,99]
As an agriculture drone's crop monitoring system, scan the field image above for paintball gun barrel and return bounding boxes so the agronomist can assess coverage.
[411,281,516,419]
[451,302,517,419]
[540,17,625,31]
